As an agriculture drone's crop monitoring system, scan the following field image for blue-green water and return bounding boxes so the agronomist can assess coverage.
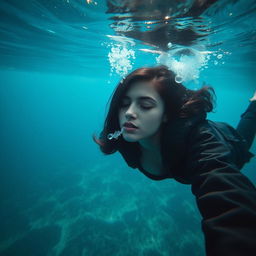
[0,1,256,256]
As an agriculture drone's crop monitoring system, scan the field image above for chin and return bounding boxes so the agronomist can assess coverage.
[122,135,139,143]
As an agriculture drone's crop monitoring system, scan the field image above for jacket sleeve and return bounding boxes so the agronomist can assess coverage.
[236,100,256,149]
[183,124,256,256]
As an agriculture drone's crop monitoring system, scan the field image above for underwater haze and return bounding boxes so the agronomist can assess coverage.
[0,0,256,255]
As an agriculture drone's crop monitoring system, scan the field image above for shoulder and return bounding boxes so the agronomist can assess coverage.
[187,119,242,163]
[186,119,236,161]
[163,115,254,184]
[186,119,254,173]
[171,120,237,184]
[189,119,232,142]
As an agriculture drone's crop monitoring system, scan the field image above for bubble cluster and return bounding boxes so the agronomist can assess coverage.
[156,47,210,83]
[155,45,231,83]
[106,35,230,81]
[108,44,135,77]
[106,35,136,77]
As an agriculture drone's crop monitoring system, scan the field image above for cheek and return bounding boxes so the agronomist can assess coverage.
[145,111,164,125]
[118,110,123,121]
[118,110,126,127]
[139,114,162,135]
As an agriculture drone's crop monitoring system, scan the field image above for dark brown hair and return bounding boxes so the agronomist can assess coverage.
[93,65,215,157]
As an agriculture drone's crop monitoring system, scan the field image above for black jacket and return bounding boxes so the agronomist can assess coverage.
[119,102,256,256]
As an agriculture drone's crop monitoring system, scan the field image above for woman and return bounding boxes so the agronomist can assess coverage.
[93,65,256,256]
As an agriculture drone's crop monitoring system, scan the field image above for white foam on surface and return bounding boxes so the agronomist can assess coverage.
[156,47,212,83]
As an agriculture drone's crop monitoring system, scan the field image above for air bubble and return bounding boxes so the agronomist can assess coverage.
[217,54,223,59]
[175,75,183,83]
[167,42,172,49]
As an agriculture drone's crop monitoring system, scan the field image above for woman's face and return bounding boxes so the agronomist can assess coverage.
[118,81,166,143]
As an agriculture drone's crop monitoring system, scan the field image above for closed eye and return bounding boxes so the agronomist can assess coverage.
[120,102,153,110]
[140,105,153,110]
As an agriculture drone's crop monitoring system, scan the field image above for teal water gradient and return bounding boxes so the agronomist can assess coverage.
[0,0,256,255]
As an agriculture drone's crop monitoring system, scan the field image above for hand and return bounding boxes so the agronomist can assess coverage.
[249,91,256,102]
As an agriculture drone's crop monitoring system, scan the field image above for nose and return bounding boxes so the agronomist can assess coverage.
[125,103,137,120]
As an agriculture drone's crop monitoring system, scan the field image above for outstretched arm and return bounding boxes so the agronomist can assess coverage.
[236,94,256,150]
[184,125,256,256]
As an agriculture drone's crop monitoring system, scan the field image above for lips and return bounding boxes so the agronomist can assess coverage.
[123,122,138,128]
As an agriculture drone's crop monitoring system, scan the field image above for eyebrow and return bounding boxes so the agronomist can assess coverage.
[123,96,157,103]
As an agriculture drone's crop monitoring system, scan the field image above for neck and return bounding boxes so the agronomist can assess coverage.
[139,130,162,154]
